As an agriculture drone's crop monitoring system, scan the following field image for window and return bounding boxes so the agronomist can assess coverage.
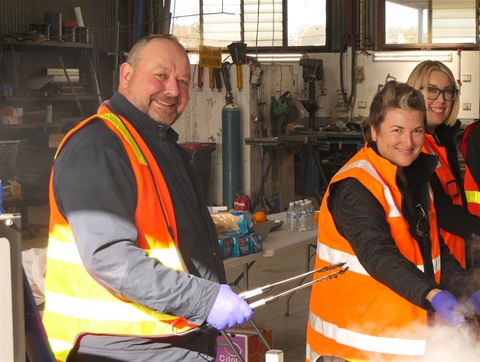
[170,0,326,51]
[385,0,477,47]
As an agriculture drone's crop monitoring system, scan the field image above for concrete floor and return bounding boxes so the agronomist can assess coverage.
[21,205,480,362]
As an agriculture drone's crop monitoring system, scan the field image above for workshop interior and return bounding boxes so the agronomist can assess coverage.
[1,0,480,361]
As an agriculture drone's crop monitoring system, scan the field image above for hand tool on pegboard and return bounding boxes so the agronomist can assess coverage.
[197,65,204,92]
[214,68,223,92]
[227,42,247,91]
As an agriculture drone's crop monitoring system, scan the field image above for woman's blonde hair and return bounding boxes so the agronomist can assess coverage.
[406,60,459,127]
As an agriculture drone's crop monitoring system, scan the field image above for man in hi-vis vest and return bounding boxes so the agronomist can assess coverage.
[43,35,253,362]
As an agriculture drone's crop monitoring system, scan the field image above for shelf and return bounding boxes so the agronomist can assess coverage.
[2,122,70,130]
[1,36,100,142]
[3,95,99,102]
[3,38,93,49]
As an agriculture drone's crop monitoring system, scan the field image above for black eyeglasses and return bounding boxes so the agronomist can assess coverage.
[416,203,430,236]
[421,86,458,102]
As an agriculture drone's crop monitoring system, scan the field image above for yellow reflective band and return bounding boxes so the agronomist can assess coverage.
[45,291,178,322]
[148,248,183,270]
[47,238,82,264]
[465,190,480,204]
[97,113,148,165]
[49,338,73,360]
[308,312,426,356]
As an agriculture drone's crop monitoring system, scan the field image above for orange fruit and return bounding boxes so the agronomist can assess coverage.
[254,211,267,223]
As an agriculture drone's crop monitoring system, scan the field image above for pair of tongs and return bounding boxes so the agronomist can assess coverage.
[239,262,348,309]
[172,262,348,335]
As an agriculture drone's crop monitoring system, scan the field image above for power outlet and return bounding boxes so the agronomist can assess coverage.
[319,88,327,96]
[463,103,472,111]
[355,66,365,81]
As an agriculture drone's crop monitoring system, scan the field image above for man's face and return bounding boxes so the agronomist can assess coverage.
[370,107,425,168]
[119,39,191,126]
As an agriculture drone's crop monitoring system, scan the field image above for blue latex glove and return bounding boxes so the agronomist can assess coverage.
[431,290,465,326]
[466,289,480,314]
[206,284,253,330]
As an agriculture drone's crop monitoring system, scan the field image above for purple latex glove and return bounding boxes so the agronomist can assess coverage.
[431,291,465,326]
[206,284,253,331]
[466,289,480,314]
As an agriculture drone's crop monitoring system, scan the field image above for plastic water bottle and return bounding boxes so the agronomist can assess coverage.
[286,202,297,232]
[297,202,308,232]
[305,200,314,231]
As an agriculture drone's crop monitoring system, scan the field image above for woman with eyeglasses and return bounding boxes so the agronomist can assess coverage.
[306,81,480,362]
[407,60,480,271]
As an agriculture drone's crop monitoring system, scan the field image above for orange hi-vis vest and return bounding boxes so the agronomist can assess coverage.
[460,121,480,217]
[306,147,441,362]
[42,112,190,361]
[423,134,466,267]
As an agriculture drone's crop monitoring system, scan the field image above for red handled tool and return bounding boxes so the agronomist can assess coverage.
[197,66,204,92]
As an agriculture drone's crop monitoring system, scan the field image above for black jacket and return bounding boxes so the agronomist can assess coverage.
[327,146,479,310]
[53,92,223,361]
[430,121,480,270]
[431,121,480,238]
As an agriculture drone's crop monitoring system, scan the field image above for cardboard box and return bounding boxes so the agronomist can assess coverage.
[2,107,23,125]
[253,220,275,241]
[208,205,228,213]
[49,133,66,148]
[2,180,22,198]
[216,326,273,362]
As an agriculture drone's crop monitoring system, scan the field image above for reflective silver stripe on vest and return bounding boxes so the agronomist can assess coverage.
[337,159,402,218]
[317,242,431,274]
[308,311,426,356]
[317,242,368,275]
[306,342,320,362]
[432,254,441,274]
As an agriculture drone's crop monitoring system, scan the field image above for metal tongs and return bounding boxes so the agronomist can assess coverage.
[172,262,348,336]
[239,262,348,309]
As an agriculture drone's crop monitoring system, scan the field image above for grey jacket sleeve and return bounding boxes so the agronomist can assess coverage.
[53,122,218,325]
[328,178,437,308]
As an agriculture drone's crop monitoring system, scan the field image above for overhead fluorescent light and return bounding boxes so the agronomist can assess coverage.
[248,53,304,63]
[373,51,452,62]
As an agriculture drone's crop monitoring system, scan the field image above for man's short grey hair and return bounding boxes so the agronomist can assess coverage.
[126,34,185,67]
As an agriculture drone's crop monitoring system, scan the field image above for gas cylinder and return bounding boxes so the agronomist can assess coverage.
[233,191,250,211]
[222,99,241,209]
